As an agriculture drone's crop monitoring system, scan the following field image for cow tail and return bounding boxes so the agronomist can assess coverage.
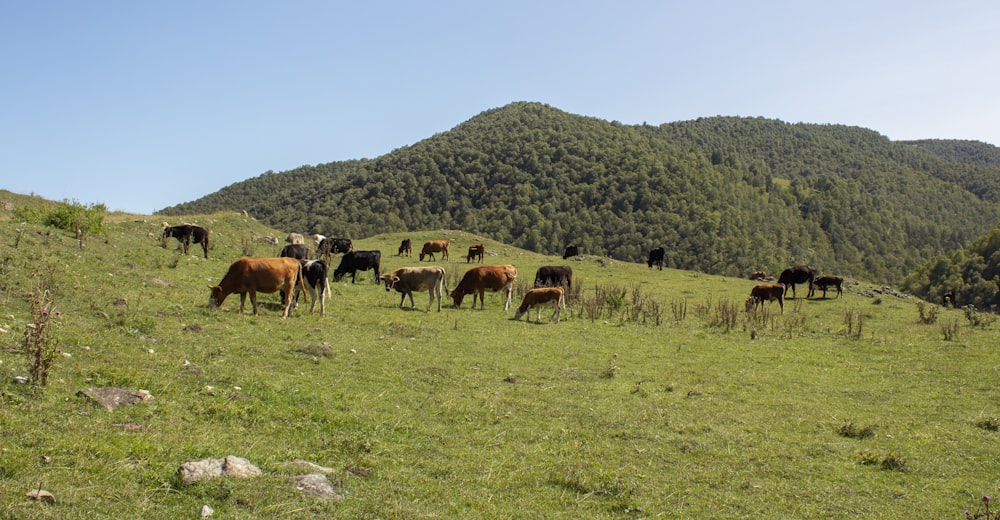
[297,263,310,304]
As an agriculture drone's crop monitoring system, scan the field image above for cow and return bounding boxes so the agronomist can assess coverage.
[466,244,485,263]
[285,232,305,245]
[291,259,330,316]
[749,271,768,281]
[533,265,573,290]
[513,287,565,323]
[420,240,450,261]
[943,290,956,307]
[813,275,844,299]
[318,237,352,256]
[162,224,210,258]
[333,250,381,283]
[747,283,786,314]
[562,244,579,259]
[208,257,307,318]
[311,234,327,248]
[647,247,665,270]
[279,243,310,260]
[380,266,446,312]
[398,238,412,257]
[777,265,817,299]
[450,265,517,310]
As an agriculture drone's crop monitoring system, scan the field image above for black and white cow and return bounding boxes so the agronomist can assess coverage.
[291,259,330,315]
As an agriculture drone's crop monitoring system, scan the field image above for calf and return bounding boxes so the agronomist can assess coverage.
[333,250,381,283]
[162,224,210,258]
[647,247,665,270]
[380,266,446,312]
[748,283,785,314]
[398,238,412,257]
[513,287,565,323]
[208,257,307,318]
[813,275,844,299]
[279,243,310,260]
[534,265,572,290]
[420,240,450,261]
[291,259,330,316]
[451,265,517,310]
[466,244,485,263]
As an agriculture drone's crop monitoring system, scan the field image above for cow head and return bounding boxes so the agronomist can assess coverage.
[450,288,466,308]
[381,274,400,292]
[207,285,226,307]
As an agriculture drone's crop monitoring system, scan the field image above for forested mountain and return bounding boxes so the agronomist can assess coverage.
[903,139,1000,167]
[902,222,1000,310]
[159,102,1000,284]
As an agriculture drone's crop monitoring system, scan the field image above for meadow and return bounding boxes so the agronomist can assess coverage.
[1,205,998,519]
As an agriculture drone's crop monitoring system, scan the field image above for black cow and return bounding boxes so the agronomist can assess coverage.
[562,244,579,260]
[398,238,412,257]
[279,243,310,260]
[777,265,817,299]
[647,247,665,270]
[162,224,210,258]
[318,238,352,257]
[813,275,844,299]
[534,265,573,290]
[291,259,330,316]
[333,250,381,283]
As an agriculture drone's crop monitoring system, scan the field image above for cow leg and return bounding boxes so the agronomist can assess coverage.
[503,282,513,311]
[249,291,259,315]
[553,300,562,323]
[238,293,247,313]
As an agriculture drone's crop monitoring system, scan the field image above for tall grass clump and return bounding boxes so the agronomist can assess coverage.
[22,276,60,388]
[917,301,938,324]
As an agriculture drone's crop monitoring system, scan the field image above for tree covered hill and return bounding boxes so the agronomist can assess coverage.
[158,102,1000,284]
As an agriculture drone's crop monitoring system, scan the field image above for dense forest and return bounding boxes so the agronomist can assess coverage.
[902,222,1000,310]
[160,102,1000,287]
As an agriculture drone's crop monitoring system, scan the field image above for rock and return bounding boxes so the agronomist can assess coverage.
[176,456,262,485]
[200,504,214,518]
[77,387,153,411]
[25,489,55,504]
[291,474,342,501]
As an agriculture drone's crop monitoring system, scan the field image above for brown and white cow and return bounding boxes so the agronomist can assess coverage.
[450,265,517,310]
[513,287,565,323]
[380,266,446,312]
[208,257,307,318]
[747,283,785,313]
[420,240,450,261]
[466,244,485,263]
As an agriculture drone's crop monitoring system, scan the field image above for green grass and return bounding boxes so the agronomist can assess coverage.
[1,200,998,518]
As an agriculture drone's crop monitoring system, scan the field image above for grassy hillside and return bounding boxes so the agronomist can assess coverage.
[1,202,999,518]
[158,102,1000,285]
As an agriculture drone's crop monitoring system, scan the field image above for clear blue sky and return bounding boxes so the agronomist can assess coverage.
[3,1,998,215]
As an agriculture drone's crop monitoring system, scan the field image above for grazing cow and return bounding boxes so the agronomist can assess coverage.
[288,259,330,316]
[749,271,768,281]
[647,247,665,270]
[208,257,307,318]
[748,283,786,314]
[562,244,580,259]
[513,287,565,323]
[813,275,844,299]
[398,238,412,257]
[450,265,517,310]
[279,243,310,260]
[380,266,446,312]
[533,265,573,290]
[420,240,450,261]
[466,244,485,263]
[943,290,956,307]
[318,237,352,256]
[333,250,381,283]
[777,265,817,299]
[162,224,210,258]
[285,232,305,245]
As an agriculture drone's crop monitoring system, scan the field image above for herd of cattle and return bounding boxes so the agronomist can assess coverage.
[162,224,844,322]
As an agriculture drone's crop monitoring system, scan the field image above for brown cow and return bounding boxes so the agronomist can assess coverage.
[748,283,785,314]
[450,265,517,310]
[208,257,307,318]
[420,240,450,261]
[466,244,485,263]
[513,287,565,323]
[749,271,768,281]
[380,266,446,312]
[813,275,844,298]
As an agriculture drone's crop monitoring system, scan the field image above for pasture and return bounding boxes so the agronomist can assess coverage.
[0,207,998,518]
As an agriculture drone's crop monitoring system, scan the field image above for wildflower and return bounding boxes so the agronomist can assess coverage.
[54,310,61,317]
[41,310,49,317]
[985,495,991,502]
